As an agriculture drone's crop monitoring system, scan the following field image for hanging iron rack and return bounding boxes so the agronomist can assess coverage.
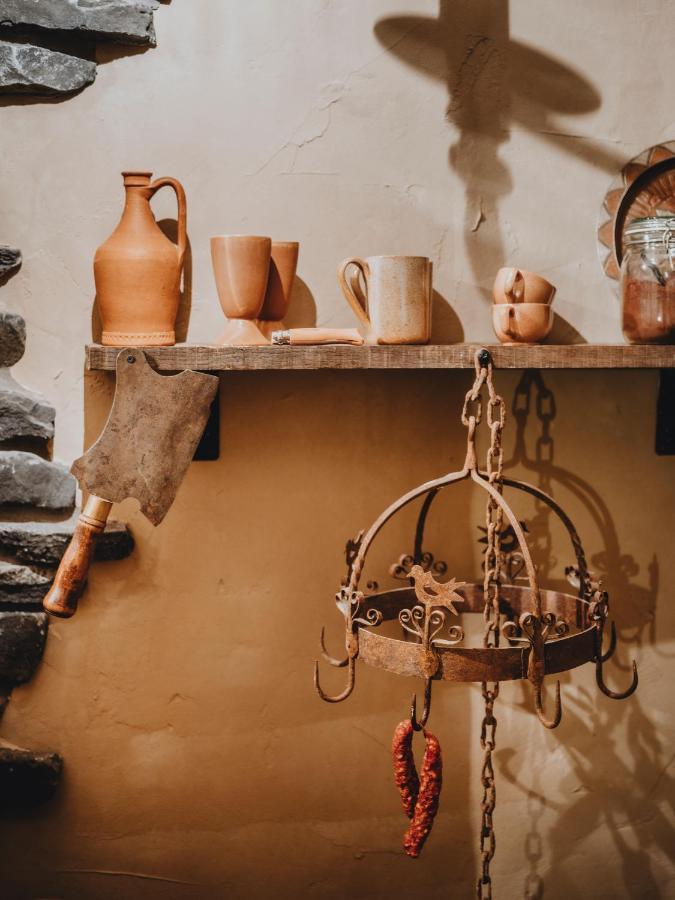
[314,348,637,722]
[313,348,638,894]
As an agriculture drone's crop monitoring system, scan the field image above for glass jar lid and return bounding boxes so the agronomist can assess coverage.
[624,215,675,247]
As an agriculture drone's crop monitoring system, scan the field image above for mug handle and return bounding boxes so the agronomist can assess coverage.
[337,257,370,328]
[503,267,524,302]
[150,176,187,260]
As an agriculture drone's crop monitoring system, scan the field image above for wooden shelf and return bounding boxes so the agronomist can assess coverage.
[86,343,675,372]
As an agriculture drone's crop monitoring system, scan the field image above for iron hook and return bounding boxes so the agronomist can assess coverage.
[410,678,432,731]
[594,625,638,700]
[600,620,617,663]
[534,679,563,730]
[319,626,349,668]
[595,655,638,701]
[313,655,356,703]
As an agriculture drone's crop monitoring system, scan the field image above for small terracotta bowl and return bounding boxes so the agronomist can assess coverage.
[492,303,554,344]
[493,267,556,305]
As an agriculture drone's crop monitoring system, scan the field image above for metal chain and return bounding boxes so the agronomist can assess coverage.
[469,352,506,899]
[478,684,498,899]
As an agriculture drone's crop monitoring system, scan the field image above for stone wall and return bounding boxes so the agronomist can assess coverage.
[0,285,133,808]
[0,0,160,96]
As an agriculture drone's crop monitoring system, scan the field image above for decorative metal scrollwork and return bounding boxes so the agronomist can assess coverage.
[501,610,570,644]
[399,565,465,649]
[390,550,448,581]
[335,586,383,629]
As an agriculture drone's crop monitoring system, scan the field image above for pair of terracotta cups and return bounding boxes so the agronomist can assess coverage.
[492,268,556,344]
[210,235,299,345]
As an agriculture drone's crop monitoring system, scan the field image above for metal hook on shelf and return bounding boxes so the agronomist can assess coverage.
[594,628,638,700]
[313,654,356,703]
[410,678,432,731]
[533,679,563,730]
[477,347,492,368]
[319,626,349,668]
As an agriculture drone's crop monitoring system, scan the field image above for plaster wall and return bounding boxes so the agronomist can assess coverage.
[0,2,674,898]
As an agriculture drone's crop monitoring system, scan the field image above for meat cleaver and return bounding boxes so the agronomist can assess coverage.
[43,348,219,619]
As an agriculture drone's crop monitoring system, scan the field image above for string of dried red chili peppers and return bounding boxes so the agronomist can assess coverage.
[392,719,443,857]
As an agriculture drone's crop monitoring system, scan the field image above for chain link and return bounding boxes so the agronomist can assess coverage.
[465,353,506,899]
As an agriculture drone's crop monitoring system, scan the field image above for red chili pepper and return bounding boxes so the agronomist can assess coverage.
[403,728,442,858]
[392,719,420,819]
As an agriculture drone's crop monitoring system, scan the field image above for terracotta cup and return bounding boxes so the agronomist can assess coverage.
[493,267,556,305]
[258,241,299,339]
[492,303,554,344]
[337,255,432,345]
[210,235,271,345]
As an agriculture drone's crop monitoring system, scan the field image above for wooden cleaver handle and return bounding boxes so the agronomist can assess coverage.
[43,495,113,619]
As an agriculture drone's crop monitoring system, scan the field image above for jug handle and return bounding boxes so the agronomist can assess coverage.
[337,257,370,328]
[150,176,187,260]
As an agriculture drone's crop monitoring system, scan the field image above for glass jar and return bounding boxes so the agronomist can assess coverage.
[620,216,675,343]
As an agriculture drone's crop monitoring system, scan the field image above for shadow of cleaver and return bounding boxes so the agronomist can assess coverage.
[43,348,219,619]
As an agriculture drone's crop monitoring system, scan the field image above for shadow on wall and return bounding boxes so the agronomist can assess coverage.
[432,289,465,342]
[504,371,657,643]
[547,313,586,345]
[499,371,671,898]
[374,2,626,301]
[500,692,673,900]
[284,277,318,329]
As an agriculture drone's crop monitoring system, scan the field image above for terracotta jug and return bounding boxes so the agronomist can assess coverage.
[95,171,187,346]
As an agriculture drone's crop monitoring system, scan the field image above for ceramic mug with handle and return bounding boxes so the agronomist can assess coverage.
[337,255,432,344]
[493,267,556,305]
[492,303,554,343]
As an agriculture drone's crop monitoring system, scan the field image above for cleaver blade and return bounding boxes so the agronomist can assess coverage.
[43,348,219,619]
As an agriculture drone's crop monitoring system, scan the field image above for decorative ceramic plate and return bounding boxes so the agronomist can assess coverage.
[598,141,675,287]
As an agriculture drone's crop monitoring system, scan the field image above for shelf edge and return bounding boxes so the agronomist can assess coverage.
[85,343,675,372]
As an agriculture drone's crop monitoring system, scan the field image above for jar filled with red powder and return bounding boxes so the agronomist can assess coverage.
[620,216,675,343]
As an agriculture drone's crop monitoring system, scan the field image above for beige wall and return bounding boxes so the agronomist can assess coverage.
[1,2,674,898]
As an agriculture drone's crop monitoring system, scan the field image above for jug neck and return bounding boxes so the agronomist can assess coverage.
[121,171,156,228]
